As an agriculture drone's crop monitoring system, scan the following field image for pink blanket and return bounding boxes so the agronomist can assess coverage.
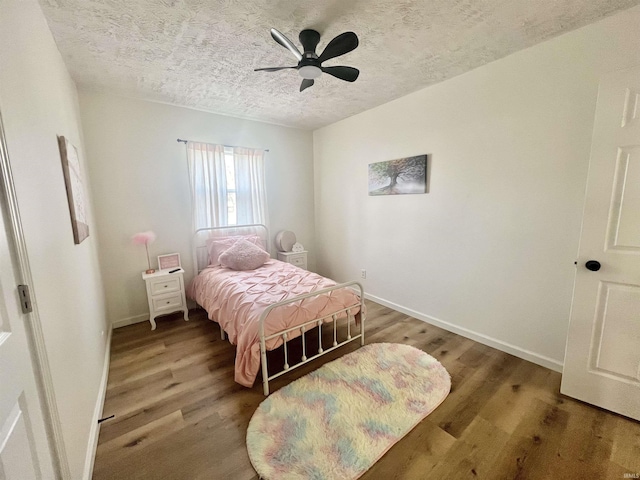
[187,260,361,387]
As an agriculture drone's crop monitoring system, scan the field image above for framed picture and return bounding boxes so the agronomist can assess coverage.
[58,135,90,244]
[368,154,428,196]
[157,253,181,270]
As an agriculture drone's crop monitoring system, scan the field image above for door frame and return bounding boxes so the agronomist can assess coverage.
[0,109,70,478]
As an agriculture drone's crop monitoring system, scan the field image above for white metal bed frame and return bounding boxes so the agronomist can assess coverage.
[192,224,366,395]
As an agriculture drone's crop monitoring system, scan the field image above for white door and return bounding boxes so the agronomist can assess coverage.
[0,145,56,475]
[561,65,640,420]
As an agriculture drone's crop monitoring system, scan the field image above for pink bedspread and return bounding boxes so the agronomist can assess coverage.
[187,260,361,387]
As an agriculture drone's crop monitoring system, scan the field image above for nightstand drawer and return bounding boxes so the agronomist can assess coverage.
[152,293,184,312]
[277,250,308,270]
[290,255,306,268]
[149,277,181,296]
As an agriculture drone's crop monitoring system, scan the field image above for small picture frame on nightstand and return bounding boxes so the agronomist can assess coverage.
[157,253,181,270]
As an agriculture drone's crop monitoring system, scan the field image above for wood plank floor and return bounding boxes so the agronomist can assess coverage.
[93,301,640,479]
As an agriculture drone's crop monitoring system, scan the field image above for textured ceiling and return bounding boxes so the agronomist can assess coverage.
[39,0,640,130]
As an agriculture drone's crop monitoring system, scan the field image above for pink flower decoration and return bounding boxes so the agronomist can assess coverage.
[131,231,156,245]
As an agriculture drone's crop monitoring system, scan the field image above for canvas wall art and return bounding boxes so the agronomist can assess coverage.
[368,154,427,195]
[58,135,89,244]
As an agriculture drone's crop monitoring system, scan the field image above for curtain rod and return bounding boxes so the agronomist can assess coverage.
[177,138,269,152]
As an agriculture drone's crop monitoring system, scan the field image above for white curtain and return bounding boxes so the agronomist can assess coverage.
[186,142,268,230]
[233,147,268,226]
[187,142,228,230]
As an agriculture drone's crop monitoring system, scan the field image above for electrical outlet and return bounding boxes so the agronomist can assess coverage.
[361,269,366,279]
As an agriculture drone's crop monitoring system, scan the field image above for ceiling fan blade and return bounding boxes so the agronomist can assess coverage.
[299,29,320,53]
[270,28,303,61]
[318,32,359,63]
[300,79,314,92]
[254,66,297,72]
[321,66,359,82]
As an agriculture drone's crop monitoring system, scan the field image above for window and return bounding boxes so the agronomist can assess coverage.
[224,147,237,225]
[187,142,267,230]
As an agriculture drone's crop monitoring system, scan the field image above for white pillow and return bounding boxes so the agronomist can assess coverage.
[219,239,270,271]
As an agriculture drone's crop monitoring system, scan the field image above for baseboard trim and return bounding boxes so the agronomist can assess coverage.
[82,327,112,480]
[112,313,148,329]
[365,293,564,373]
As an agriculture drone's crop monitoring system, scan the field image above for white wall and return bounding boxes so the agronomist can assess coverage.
[0,0,109,477]
[78,93,315,326]
[313,6,640,370]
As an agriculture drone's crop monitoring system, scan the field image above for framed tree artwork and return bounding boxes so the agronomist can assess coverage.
[58,135,89,244]
[368,154,428,196]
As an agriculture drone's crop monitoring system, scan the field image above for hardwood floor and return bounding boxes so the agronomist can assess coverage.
[93,301,640,479]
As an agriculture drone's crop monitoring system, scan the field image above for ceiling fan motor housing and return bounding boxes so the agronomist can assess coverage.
[297,31,322,79]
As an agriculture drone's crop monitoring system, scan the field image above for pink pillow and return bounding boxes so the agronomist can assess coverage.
[206,234,264,266]
[218,239,270,271]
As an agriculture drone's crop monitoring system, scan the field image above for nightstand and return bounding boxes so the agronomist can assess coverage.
[277,251,308,270]
[142,268,189,330]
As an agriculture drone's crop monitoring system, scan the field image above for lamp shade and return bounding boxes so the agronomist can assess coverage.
[131,231,156,245]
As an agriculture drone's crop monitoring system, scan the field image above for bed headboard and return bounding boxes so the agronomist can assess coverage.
[193,224,269,274]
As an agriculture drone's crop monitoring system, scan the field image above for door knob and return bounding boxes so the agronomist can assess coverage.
[585,260,601,272]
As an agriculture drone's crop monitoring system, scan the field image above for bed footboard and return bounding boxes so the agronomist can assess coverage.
[259,281,365,395]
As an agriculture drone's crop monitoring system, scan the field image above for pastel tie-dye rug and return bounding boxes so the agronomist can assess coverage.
[246,343,451,480]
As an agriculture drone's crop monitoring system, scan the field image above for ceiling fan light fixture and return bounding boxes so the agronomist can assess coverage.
[298,65,322,79]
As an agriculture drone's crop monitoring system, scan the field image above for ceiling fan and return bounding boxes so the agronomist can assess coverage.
[255,29,359,92]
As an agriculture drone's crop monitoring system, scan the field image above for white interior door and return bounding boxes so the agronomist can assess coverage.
[561,65,640,420]
[0,154,55,476]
